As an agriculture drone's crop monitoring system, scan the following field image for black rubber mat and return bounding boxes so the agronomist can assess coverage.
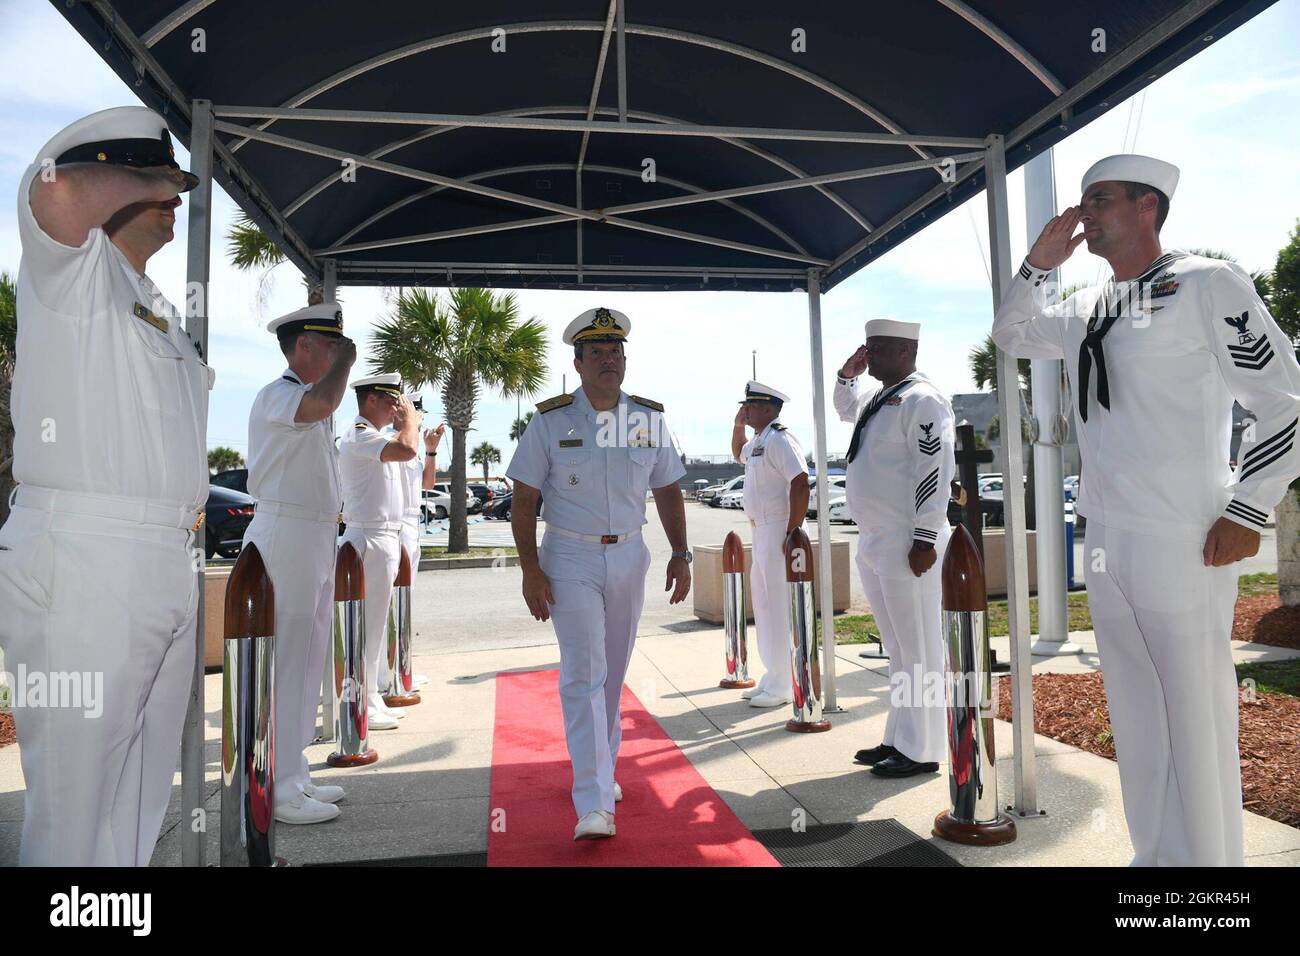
[752,820,960,867]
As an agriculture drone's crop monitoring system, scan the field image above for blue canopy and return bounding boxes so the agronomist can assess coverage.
[53,0,1275,293]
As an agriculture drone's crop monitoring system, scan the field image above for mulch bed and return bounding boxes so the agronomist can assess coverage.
[996,672,1300,827]
[0,711,14,749]
[1233,594,1300,649]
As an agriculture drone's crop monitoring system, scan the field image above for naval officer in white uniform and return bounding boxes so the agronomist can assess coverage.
[0,106,209,865]
[730,381,810,708]
[243,303,355,825]
[507,307,690,841]
[339,373,421,731]
[394,399,442,691]
[834,319,955,779]
[992,154,1300,866]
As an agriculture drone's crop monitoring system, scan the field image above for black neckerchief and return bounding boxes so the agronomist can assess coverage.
[1077,252,1184,422]
[847,376,914,463]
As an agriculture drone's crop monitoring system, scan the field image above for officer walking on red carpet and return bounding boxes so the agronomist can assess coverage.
[730,381,810,708]
[992,154,1300,865]
[834,319,955,779]
[507,307,690,841]
[0,106,208,865]
[244,303,355,825]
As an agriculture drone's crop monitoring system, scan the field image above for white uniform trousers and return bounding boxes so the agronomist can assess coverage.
[749,519,802,698]
[242,512,336,802]
[539,532,652,817]
[1084,521,1243,866]
[855,529,948,764]
[0,505,198,866]
[340,527,400,712]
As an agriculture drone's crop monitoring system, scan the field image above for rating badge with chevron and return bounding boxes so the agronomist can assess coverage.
[1224,312,1274,370]
[918,422,941,456]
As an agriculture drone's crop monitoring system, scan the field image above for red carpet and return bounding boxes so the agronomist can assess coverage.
[487,669,779,867]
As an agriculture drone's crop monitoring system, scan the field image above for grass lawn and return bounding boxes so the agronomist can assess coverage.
[835,572,1279,645]
[1235,658,1300,698]
[420,546,518,558]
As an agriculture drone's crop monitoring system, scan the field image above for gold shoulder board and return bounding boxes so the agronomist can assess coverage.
[629,394,664,412]
[536,393,575,414]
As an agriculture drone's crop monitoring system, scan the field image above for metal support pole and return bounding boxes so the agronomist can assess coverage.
[181,98,214,867]
[316,259,338,743]
[1023,150,1079,655]
[805,269,840,712]
[983,135,1038,815]
[615,0,628,122]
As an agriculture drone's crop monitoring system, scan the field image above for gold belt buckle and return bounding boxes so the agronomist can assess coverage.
[192,511,206,532]
[337,513,344,525]
[600,534,618,544]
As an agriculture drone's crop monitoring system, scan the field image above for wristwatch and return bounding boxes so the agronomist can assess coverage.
[671,550,693,565]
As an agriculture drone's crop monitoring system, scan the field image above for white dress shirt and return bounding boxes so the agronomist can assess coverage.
[740,419,808,525]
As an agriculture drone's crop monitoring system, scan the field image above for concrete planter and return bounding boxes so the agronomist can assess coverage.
[1277,487,1300,607]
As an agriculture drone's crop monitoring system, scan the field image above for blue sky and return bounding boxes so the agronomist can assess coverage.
[2,0,1298,461]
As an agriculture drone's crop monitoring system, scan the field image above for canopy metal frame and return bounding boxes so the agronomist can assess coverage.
[48,0,1278,865]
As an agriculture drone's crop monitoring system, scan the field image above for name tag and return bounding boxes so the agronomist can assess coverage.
[559,439,583,448]
[133,302,169,334]
[751,447,765,457]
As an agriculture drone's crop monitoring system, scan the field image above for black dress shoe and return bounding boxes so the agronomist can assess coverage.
[869,753,940,778]
[852,743,899,766]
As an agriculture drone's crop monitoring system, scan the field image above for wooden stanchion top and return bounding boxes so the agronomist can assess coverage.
[942,523,987,612]
[335,541,366,601]
[722,532,744,574]
[783,527,814,583]
[394,546,412,587]
[224,542,275,639]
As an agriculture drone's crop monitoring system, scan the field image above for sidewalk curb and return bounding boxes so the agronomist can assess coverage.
[419,555,520,571]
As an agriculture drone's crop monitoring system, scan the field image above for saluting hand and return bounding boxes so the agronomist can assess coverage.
[333,336,357,369]
[734,405,749,428]
[665,556,691,604]
[1026,206,1086,271]
[840,345,869,379]
[522,566,555,621]
[392,394,414,427]
[424,423,445,453]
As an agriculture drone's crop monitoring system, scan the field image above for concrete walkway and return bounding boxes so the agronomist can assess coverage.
[2,620,1297,866]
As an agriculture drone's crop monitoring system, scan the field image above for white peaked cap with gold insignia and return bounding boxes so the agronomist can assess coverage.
[34,105,198,191]
[351,372,403,397]
[563,306,631,345]
[864,318,920,341]
[741,380,790,404]
[267,302,344,338]
[1081,154,1179,200]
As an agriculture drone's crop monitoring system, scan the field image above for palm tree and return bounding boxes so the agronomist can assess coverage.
[225,212,323,304]
[510,411,533,441]
[0,270,16,526]
[208,446,245,473]
[971,334,1038,527]
[1187,249,1272,303]
[471,441,502,482]
[368,287,548,552]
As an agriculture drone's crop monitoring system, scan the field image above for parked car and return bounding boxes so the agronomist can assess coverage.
[828,497,853,524]
[806,476,846,519]
[718,489,744,509]
[468,482,498,509]
[210,467,249,496]
[487,491,543,520]
[697,482,726,503]
[707,475,744,507]
[420,487,453,521]
[206,484,255,559]
[432,482,481,514]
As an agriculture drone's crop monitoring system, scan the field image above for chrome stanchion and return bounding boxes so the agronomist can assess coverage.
[383,548,420,707]
[328,542,378,767]
[785,527,830,733]
[220,543,283,866]
[933,525,1016,846]
[719,532,755,689]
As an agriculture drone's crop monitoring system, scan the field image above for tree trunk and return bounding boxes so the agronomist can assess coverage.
[449,425,468,553]
[1278,486,1300,607]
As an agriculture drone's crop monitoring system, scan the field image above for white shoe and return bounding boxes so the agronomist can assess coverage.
[749,692,791,708]
[740,686,761,699]
[303,782,345,805]
[275,794,341,825]
[367,708,399,730]
[383,703,407,719]
[614,781,623,803]
[574,810,616,840]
